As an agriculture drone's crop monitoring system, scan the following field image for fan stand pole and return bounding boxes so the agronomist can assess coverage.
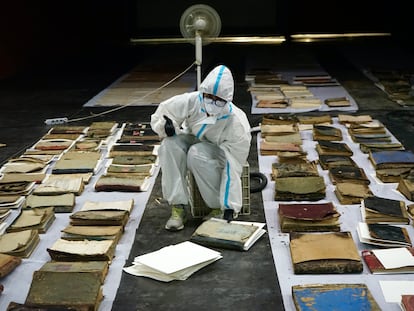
[195,32,202,90]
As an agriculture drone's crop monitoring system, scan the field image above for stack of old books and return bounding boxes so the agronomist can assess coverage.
[116,122,161,144]
[278,202,341,232]
[0,229,40,258]
[398,171,414,200]
[0,155,50,184]
[95,142,156,192]
[260,123,303,156]
[6,207,55,234]
[52,151,102,174]
[334,182,373,205]
[289,231,363,274]
[368,150,414,183]
[312,125,343,141]
[315,140,353,157]
[361,195,411,225]
[85,121,119,139]
[273,160,326,201]
[24,192,76,213]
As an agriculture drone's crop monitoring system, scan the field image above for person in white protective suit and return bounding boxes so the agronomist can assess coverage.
[150,64,252,231]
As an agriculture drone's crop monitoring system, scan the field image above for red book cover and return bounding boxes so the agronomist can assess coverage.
[402,295,414,311]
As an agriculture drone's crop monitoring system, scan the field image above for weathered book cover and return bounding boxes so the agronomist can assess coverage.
[313,125,343,141]
[69,210,129,227]
[0,253,22,278]
[318,155,356,170]
[362,248,414,274]
[398,177,414,201]
[289,231,363,274]
[190,218,266,251]
[292,283,381,311]
[362,196,409,224]
[316,140,353,156]
[39,261,109,283]
[25,271,103,311]
[369,150,414,169]
[328,165,370,185]
[274,176,326,201]
[334,182,373,205]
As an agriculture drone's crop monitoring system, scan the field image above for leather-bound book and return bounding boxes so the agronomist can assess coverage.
[362,247,414,274]
[398,177,414,201]
[369,150,414,169]
[289,231,363,274]
[318,155,356,170]
[334,182,373,205]
[0,253,21,278]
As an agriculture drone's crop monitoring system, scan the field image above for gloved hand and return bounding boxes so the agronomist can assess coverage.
[163,115,175,137]
[223,209,234,223]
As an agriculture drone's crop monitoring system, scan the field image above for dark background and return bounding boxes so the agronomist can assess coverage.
[0,1,411,79]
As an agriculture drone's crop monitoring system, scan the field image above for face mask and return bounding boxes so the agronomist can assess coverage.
[204,97,225,116]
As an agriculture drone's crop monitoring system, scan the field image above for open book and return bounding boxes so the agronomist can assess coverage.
[190,218,266,251]
[123,241,222,282]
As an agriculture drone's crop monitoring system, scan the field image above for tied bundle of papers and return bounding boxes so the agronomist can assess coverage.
[123,241,222,282]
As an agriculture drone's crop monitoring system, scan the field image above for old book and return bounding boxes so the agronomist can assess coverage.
[60,225,124,244]
[297,114,332,125]
[256,99,288,108]
[274,176,326,201]
[0,230,40,258]
[362,196,410,224]
[190,218,266,251]
[376,167,412,183]
[52,151,102,174]
[0,253,22,278]
[264,132,302,144]
[357,222,412,247]
[25,270,103,310]
[338,114,372,124]
[94,175,150,192]
[7,301,80,310]
[271,161,318,180]
[69,210,130,227]
[24,193,76,213]
[312,125,343,141]
[289,231,363,274]
[369,150,414,169]
[0,195,25,209]
[402,294,414,311]
[108,144,155,157]
[124,241,222,282]
[111,154,157,165]
[39,260,109,283]
[47,238,116,262]
[351,133,392,143]
[359,142,405,153]
[398,177,414,201]
[33,174,84,196]
[324,96,351,107]
[362,247,414,274]
[316,140,353,156]
[260,124,299,137]
[318,155,357,170]
[292,283,380,311]
[278,202,340,232]
[80,199,134,213]
[328,165,370,185]
[334,182,373,205]
[6,207,55,233]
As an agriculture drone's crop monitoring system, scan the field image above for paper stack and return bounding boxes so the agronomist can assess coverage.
[123,241,222,282]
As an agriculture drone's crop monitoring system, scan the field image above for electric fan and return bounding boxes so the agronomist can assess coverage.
[179,4,222,89]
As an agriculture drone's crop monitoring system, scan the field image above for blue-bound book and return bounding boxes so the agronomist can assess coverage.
[292,283,381,311]
[369,150,414,169]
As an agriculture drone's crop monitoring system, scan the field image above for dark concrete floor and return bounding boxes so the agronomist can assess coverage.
[1,37,414,310]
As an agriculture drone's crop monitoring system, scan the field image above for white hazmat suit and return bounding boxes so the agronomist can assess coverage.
[151,65,251,215]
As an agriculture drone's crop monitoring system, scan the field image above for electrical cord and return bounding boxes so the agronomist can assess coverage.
[48,61,197,124]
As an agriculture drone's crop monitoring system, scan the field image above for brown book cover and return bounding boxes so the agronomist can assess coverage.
[25,271,103,311]
[334,182,373,205]
[318,155,357,170]
[39,261,109,283]
[398,177,414,201]
[312,125,343,141]
[402,295,414,311]
[0,253,22,278]
[289,231,363,274]
[69,210,129,227]
[315,140,353,156]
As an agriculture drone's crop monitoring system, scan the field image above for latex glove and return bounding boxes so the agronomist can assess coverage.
[163,115,175,137]
[223,209,234,223]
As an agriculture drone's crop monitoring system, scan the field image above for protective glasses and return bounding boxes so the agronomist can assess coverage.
[203,93,227,107]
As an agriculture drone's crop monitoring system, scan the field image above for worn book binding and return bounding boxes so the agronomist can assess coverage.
[289,231,363,274]
[362,196,410,224]
[292,283,381,311]
[362,247,414,274]
[25,270,103,311]
[190,218,266,251]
